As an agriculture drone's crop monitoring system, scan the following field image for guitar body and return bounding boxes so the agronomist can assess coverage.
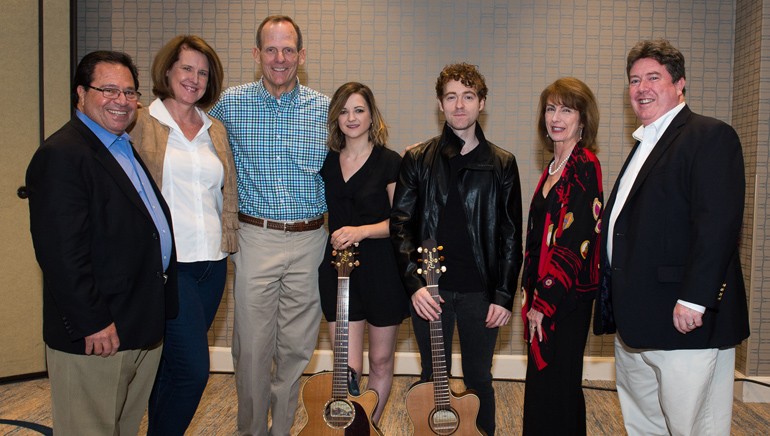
[298,371,382,436]
[406,240,485,435]
[299,246,381,435]
[405,381,483,435]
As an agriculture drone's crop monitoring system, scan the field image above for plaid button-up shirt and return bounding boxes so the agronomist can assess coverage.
[210,78,330,221]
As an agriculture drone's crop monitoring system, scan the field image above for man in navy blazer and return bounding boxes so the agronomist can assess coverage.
[26,51,177,435]
[599,40,749,435]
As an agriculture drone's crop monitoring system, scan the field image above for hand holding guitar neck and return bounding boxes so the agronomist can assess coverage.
[411,242,445,321]
[407,239,483,435]
[298,243,383,435]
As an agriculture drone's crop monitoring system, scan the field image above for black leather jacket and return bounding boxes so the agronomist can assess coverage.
[390,123,523,309]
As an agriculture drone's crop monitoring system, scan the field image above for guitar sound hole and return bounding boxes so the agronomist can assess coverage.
[430,409,459,435]
[323,399,355,429]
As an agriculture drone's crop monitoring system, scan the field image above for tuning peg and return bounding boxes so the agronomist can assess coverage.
[439,255,445,262]
[353,260,360,267]
[332,249,339,257]
[437,245,444,251]
[417,246,424,254]
[440,266,446,273]
[417,268,423,274]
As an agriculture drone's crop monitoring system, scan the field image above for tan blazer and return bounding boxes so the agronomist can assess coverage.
[130,106,239,254]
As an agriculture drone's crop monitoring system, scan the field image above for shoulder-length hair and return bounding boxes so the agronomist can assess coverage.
[327,82,388,152]
[151,35,224,109]
[537,77,600,153]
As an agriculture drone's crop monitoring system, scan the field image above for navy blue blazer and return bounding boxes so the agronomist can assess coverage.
[27,116,178,354]
[596,105,749,350]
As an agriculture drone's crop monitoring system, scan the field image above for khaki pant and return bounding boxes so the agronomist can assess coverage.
[46,344,162,436]
[615,335,735,436]
[232,222,325,436]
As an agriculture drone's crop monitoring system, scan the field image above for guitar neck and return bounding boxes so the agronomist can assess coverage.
[426,283,451,410]
[332,276,350,400]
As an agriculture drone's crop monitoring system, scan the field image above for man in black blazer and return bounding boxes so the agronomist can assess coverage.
[599,40,749,435]
[26,51,177,435]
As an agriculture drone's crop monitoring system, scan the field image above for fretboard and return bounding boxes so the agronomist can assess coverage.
[427,283,451,410]
[332,276,350,399]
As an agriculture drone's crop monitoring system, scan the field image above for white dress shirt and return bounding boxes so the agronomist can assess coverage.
[149,99,226,263]
[606,102,703,313]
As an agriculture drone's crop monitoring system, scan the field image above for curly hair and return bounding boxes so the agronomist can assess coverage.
[435,63,488,101]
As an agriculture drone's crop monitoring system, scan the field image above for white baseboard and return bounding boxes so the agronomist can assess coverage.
[209,347,616,381]
[734,371,770,403]
[210,347,770,402]
[209,346,234,372]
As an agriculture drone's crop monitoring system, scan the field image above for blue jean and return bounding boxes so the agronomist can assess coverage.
[411,290,499,435]
[147,259,227,435]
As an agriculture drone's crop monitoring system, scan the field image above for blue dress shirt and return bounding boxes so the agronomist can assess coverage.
[76,110,173,271]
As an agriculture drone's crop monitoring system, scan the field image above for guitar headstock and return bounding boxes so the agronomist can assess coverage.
[416,239,445,287]
[332,243,359,278]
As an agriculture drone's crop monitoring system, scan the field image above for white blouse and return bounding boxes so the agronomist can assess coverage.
[149,98,226,262]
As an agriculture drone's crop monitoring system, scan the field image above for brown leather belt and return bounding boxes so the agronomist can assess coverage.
[238,212,324,232]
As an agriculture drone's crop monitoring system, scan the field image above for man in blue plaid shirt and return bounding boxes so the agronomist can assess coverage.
[209,15,329,436]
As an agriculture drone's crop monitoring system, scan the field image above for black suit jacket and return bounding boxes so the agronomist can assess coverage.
[26,116,178,354]
[598,105,749,349]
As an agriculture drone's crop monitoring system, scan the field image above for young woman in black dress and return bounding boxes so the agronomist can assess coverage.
[318,82,409,424]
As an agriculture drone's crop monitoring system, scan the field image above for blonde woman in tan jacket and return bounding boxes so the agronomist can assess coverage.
[129,35,237,435]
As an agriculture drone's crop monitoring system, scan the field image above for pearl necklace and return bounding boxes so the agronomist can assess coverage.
[548,150,572,176]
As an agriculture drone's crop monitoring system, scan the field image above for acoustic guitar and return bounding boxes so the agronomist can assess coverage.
[405,239,484,435]
[298,245,382,435]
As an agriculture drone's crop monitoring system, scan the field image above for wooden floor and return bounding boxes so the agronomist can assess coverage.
[1,373,770,435]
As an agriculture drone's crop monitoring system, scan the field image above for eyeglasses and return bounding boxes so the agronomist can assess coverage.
[86,85,141,101]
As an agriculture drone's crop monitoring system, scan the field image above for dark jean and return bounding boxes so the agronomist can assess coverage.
[411,290,499,435]
[148,259,227,435]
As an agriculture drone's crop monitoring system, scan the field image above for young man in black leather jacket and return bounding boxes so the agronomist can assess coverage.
[390,63,523,435]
